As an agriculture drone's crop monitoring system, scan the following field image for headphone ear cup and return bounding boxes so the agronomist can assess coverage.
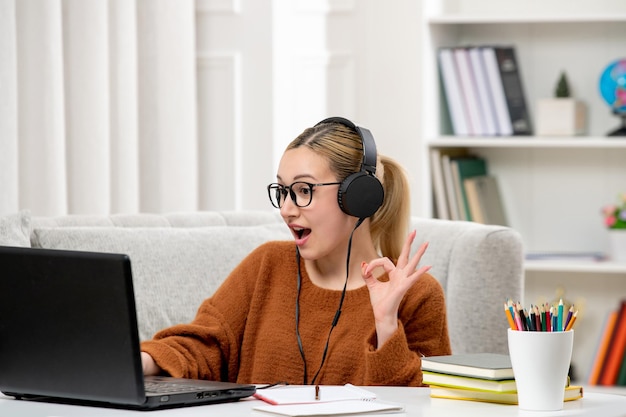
[337,173,384,218]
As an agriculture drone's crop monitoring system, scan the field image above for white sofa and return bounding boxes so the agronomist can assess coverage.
[0,210,523,355]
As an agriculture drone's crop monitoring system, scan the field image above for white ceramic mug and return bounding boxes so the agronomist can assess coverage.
[507,329,574,411]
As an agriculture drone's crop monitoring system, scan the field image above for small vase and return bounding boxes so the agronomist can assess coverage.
[608,229,626,263]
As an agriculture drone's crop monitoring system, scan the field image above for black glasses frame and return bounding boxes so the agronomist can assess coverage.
[267,181,341,208]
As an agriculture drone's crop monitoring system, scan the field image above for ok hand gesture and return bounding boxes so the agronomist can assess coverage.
[361,230,431,348]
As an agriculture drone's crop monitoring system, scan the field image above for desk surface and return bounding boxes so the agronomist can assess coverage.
[1,386,625,417]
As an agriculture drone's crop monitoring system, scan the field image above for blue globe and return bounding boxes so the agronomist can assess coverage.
[599,58,626,114]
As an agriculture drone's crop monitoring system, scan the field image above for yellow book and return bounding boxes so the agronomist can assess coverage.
[423,371,517,392]
[429,384,583,405]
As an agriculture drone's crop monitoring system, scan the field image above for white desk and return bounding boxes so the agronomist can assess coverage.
[1,387,625,417]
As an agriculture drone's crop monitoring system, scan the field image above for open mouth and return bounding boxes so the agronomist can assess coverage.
[292,227,311,240]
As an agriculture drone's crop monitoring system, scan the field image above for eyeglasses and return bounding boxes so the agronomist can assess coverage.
[267,181,341,208]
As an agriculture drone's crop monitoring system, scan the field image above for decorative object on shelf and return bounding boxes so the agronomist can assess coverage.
[535,71,586,136]
[602,193,626,262]
[608,230,626,263]
[599,58,626,137]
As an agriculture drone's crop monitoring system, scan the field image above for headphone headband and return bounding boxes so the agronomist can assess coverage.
[314,117,378,176]
[313,117,384,219]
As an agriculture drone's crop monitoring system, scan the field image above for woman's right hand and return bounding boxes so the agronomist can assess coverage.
[141,351,162,376]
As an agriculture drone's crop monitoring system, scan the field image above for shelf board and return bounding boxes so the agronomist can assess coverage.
[427,14,626,24]
[427,137,626,149]
[524,260,626,274]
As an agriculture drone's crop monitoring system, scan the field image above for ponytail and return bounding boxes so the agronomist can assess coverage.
[370,156,411,262]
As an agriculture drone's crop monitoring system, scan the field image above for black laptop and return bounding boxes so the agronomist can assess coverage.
[0,246,256,410]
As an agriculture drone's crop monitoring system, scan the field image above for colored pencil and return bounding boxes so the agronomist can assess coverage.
[504,302,517,330]
[564,305,575,331]
[504,298,579,332]
[514,308,524,332]
[534,305,541,332]
[565,311,578,331]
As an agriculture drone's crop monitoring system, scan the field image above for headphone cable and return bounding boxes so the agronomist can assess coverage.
[296,218,365,385]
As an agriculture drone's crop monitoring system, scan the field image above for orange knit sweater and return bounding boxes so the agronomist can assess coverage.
[140,241,451,386]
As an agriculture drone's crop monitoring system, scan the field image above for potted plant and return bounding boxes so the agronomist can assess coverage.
[535,71,587,136]
[602,193,626,262]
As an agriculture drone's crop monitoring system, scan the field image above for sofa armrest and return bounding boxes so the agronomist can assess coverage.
[411,218,524,355]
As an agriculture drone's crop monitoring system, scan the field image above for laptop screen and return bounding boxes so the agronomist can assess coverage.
[0,246,147,405]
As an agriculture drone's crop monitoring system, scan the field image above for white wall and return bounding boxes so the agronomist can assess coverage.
[264,0,424,215]
[2,0,425,216]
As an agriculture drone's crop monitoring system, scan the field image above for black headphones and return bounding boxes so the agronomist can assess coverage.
[314,117,384,219]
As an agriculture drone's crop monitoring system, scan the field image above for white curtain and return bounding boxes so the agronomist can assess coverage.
[0,0,199,216]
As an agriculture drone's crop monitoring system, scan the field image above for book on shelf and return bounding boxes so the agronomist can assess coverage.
[480,47,513,136]
[422,371,517,393]
[468,47,498,136]
[438,45,532,137]
[441,153,463,221]
[453,48,485,135]
[588,299,626,387]
[599,300,626,386]
[429,384,583,405]
[438,48,470,136]
[450,156,488,221]
[588,309,619,385]
[463,175,508,226]
[492,46,532,135]
[421,353,514,380]
[430,148,468,220]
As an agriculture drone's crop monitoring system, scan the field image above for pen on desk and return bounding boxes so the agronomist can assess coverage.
[315,385,320,401]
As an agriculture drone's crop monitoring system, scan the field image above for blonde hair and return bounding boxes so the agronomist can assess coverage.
[286,121,410,262]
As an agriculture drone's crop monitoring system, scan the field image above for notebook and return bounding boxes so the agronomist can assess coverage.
[0,246,256,410]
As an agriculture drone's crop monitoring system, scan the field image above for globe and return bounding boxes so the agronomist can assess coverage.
[599,58,626,136]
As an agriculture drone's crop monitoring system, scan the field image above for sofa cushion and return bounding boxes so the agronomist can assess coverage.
[0,210,31,247]
[32,223,292,341]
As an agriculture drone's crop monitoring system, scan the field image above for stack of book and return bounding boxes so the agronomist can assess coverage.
[429,150,508,224]
[438,46,531,136]
[422,353,583,405]
[588,299,626,386]
[438,45,532,136]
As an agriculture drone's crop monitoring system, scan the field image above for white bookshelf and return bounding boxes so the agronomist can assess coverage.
[420,1,626,390]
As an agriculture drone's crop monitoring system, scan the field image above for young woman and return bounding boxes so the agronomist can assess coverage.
[140,117,451,386]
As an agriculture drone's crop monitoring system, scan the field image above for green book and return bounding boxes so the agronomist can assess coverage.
[422,353,514,380]
[450,156,488,221]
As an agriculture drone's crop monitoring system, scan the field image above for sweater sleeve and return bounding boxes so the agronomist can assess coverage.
[140,243,271,382]
[362,273,451,386]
